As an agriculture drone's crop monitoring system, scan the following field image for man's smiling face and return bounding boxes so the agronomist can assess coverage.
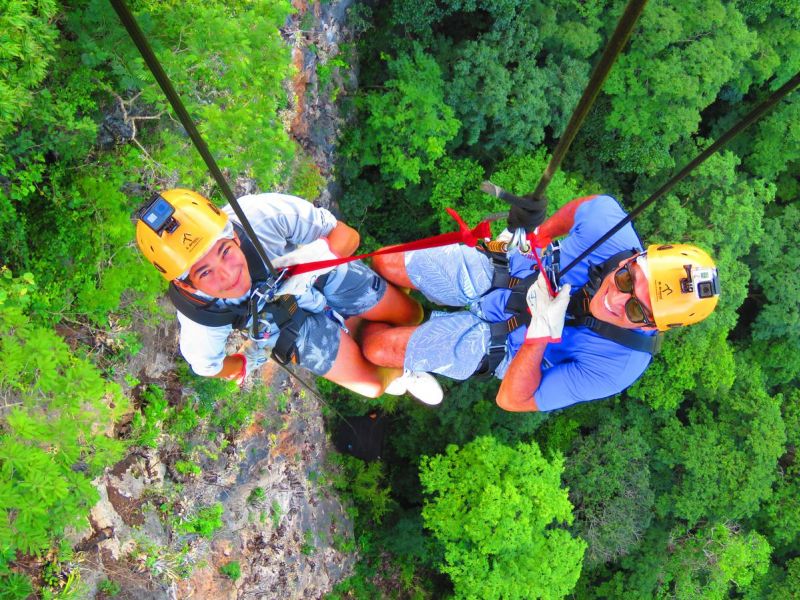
[588,256,656,330]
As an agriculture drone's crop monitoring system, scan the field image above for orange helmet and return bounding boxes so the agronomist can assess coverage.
[644,244,719,331]
[135,189,229,280]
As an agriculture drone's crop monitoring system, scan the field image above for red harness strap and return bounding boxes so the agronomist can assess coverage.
[285,208,492,276]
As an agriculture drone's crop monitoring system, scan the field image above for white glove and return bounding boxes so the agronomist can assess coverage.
[241,339,269,377]
[525,274,571,343]
[271,239,338,296]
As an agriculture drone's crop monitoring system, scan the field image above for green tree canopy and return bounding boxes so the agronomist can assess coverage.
[619,522,771,599]
[344,43,460,189]
[420,436,586,599]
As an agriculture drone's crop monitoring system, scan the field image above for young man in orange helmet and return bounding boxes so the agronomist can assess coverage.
[362,194,720,412]
[135,189,443,404]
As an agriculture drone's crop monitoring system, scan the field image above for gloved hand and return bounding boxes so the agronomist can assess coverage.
[525,274,571,343]
[271,239,338,296]
[232,340,269,385]
[507,197,547,232]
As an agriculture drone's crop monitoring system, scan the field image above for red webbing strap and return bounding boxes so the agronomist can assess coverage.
[528,247,556,298]
[285,208,492,276]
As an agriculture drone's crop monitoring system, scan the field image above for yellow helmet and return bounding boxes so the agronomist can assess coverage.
[135,189,228,280]
[645,244,720,331]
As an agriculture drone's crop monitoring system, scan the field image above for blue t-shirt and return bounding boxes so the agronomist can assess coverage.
[479,195,654,411]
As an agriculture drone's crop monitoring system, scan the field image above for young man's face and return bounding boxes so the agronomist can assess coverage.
[588,255,656,330]
[183,234,252,298]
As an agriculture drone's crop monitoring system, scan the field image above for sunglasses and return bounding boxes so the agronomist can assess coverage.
[614,260,655,326]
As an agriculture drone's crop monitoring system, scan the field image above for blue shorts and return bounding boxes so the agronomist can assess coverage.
[322,260,387,317]
[293,312,342,375]
[403,246,512,380]
[405,245,493,306]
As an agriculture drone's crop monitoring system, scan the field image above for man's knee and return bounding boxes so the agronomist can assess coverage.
[372,253,413,288]
[362,334,389,366]
[362,326,413,368]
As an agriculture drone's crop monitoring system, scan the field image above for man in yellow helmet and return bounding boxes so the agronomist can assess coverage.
[135,189,443,405]
[360,194,720,412]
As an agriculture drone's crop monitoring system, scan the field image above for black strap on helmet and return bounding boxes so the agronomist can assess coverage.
[166,223,314,364]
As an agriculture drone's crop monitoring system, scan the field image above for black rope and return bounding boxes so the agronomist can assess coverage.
[110,0,383,435]
[481,0,648,208]
[109,0,278,277]
[528,0,648,203]
[559,70,800,278]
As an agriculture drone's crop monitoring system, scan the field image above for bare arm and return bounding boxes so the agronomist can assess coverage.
[537,195,597,241]
[326,221,360,257]
[212,354,245,382]
[496,275,572,412]
[495,341,545,412]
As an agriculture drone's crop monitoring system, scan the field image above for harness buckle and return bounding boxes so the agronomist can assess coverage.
[248,272,288,340]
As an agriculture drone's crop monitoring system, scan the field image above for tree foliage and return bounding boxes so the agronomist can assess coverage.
[420,436,586,599]
[0,270,128,556]
[343,43,459,189]
[619,522,771,599]
[652,360,784,525]
[0,0,58,141]
[563,413,654,567]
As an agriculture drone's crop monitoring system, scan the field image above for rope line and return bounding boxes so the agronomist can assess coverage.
[528,0,648,203]
[481,0,648,210]
[109,0,278,278]
[559,70,800,278]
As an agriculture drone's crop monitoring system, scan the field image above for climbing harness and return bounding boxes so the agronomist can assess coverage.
[473,246,662,377]
[166,223,327,365]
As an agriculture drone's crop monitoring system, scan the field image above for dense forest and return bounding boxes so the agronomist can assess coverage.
[1,0,799,598]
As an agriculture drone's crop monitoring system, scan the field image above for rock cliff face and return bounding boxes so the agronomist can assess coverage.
[286,0,356,210]
[77,2,360,597]
[80,360,355,599]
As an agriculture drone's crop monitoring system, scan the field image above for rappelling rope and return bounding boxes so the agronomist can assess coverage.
[481,0,648,211]
[557,70,800,279]
[109,0,279,278]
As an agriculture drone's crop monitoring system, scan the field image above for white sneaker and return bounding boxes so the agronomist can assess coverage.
[384,370,443,406]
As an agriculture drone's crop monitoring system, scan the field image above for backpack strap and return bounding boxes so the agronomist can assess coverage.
[473,271,539,377]
[168,284,251,329]
[167,222,273,329]
[565,287,663,355]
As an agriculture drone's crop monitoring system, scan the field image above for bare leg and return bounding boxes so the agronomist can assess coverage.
[361,322,416,369]
[372,253,415,289]
[322,329,401,398]
[359,322,444,406]
[360,283,423,326]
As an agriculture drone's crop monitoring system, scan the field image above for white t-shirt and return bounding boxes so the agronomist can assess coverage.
[176,193,337,375]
